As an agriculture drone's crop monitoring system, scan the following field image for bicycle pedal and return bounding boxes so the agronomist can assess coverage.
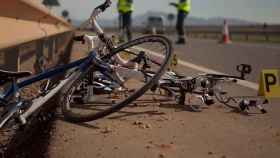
[261,109,267,114]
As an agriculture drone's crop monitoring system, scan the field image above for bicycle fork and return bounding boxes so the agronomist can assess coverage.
[0,101,23,128]
[18,72,80,125]
[0,80,23,128]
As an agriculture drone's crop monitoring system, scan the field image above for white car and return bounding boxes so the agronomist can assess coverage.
[144,16,165,34]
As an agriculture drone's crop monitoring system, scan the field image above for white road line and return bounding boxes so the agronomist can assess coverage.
[177,59,259,91]
[235,42,280,51]
[135,46,259,91]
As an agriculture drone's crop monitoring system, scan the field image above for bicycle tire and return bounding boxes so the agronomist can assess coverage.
[215,90,240,110]
[60,35,172,122]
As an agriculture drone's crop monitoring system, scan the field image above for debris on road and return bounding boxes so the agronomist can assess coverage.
[208,151,214,155]
[101,126,114,134]
[158,153,166,158]
[156,143,175,150]
[133,121,152,129]
[145,144,152,149]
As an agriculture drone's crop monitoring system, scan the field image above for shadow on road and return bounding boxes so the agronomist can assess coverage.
[5,119,54,158]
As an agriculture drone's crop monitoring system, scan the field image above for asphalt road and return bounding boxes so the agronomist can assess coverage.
[45,35,280,158]
[12,33,279,158]
[167,37,280,83]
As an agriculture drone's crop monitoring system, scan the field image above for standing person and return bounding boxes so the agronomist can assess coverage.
[117,0,133,42]
[170,0,191,44]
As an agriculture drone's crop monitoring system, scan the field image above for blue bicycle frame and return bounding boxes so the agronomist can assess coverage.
[1,0,116,128]
[0,51,110,107]
[0,50,117,127]
[2,50,103,100]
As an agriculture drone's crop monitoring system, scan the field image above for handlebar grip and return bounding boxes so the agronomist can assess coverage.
[95,0,111,12]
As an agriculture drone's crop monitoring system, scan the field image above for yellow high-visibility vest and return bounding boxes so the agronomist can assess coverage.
[118,0,133,13]
[177,0,191,13]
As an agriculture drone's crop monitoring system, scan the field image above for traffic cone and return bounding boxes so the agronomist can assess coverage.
[219,20,231,44]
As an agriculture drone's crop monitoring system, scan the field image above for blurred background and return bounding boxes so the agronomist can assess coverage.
[44,0,280,27]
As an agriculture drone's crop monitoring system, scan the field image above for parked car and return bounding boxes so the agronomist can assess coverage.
[144,16,165,34]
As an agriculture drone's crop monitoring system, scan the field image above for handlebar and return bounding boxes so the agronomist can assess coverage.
[86,0,114,51]
[95,0,112,12]
[89,0,111,35]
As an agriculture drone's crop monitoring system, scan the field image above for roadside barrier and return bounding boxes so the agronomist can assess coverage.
[0,0,75,156]
[101,24,280,43]
[0,0,74,74]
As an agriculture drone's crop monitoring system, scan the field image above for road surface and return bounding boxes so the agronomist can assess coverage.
[13,36,280,158]
[172,38,280,83]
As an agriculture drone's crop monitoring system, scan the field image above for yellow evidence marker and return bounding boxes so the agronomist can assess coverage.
[169,54,178,71]
[258,69,280,98]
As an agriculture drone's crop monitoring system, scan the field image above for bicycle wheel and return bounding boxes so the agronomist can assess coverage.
[60,35,172,122]
[214,81,240,110]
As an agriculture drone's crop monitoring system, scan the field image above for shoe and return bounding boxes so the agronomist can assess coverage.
[175,38,186,44]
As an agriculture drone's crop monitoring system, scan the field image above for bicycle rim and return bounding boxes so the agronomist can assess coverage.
[60,35,172,122]
[214,82,240,110]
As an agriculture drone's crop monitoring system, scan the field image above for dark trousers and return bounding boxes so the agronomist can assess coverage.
[176,11,188,39]
[119,12,132,41]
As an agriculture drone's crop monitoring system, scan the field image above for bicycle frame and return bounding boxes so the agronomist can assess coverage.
[0,50,117,127]
[0,0,120,127]
[151,69,269,113]
[2,53,94,100]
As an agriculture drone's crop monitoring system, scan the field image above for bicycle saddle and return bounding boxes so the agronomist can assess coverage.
[0,69,32,85]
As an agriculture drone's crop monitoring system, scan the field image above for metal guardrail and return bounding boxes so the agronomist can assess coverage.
[0,1,75,156]
[183,25,280,42]
[101,24,280,42]
[0,0,74,73]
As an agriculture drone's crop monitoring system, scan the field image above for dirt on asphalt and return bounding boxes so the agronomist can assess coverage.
[4,36,278,158]
[45,41,280,158]
[47,98,280,158]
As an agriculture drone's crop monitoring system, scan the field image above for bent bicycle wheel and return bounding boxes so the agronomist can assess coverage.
[214,80,241,111]
[60,35,172,122]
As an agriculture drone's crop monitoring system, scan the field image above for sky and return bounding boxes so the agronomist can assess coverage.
[52,0,280,24]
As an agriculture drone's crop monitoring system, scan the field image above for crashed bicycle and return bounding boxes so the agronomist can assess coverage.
[146,64,269,113]
[0,0,172,154]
